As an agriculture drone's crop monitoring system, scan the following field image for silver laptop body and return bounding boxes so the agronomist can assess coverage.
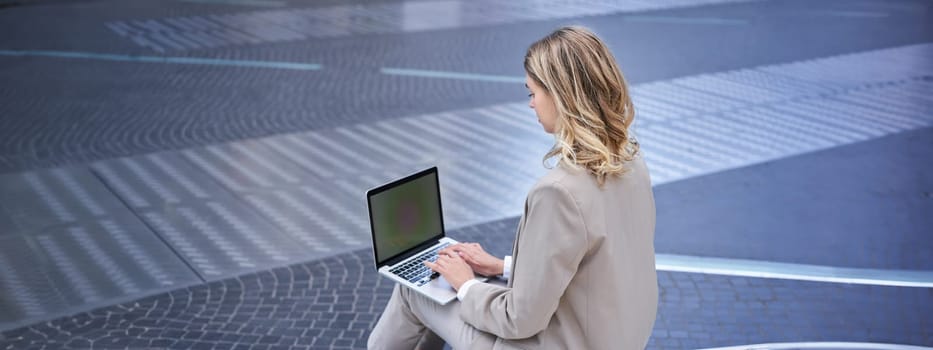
[366,167,484,305]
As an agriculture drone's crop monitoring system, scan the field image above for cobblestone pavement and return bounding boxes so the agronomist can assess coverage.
[2,41,931,333]
[0,218,930,350]
[1,126,930,348]
[2,0,933,348]
[2,0,932,172]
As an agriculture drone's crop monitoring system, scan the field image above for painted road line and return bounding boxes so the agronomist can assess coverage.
[176,0,286,7]
[624,15,749,25]
[380,67,525,83]
[810,10,891,18]
[0,50,322,70]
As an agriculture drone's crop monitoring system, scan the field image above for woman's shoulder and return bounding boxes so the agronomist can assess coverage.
[528,165,586,200]
[532,155,649,194]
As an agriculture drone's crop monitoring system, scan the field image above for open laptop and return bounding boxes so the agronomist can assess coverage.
[366,167,485,305]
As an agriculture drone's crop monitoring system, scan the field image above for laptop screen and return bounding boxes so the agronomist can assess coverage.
[368,168,444,265]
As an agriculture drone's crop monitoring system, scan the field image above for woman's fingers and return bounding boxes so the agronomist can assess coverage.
[444,252,466,265]
[436,252,454,265]
[424,260,440,272]
[458,250,478,265]
[444,243,484,258]
[462,247,484,262]
[456,245,473,256]
[441,244,468,257]
[441,245,469,261]
[438,244,487,275]
[467,244,485,255]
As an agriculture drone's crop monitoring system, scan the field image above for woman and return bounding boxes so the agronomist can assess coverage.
[368,26,658,350]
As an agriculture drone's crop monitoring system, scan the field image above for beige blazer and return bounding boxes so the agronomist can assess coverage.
[460,155,658,349]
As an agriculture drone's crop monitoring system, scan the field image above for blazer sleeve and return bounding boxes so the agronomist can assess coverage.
[459,181,588,340]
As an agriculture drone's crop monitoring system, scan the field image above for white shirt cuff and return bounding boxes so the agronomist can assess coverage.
[456,279,480,301]
[502,256,512,280]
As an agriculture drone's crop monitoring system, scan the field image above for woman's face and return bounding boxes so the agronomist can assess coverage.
[526,75,558,134]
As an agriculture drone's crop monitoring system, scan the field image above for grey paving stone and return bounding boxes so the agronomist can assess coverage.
[0,217,929,350]
[0,167,128,232]
[0,215,200,331]
[654,126,933,270]
[2,0,932,174]
[1,1,932,349]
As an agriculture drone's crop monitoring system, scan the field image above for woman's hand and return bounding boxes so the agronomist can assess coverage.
[441,243,504,277]
[424,251,474,291]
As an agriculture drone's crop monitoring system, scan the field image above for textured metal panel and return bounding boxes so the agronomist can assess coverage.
[258,134,343,179]
[0,235,68,325]
[239,185,369,254]
[280,131,371,175]
[106,0,769,52]
[0,167,128,232]
[181,140,316,193]
[92,152,231,210]
[0,204,17,236]
[53,218,198,298]
[138,198,309,280]
[0,216,199,329]
[674,74,787,105]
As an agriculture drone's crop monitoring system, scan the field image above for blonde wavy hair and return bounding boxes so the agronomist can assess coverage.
[525,26,639,187]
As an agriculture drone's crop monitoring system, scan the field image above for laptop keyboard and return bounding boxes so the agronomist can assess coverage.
[389,243,451,287]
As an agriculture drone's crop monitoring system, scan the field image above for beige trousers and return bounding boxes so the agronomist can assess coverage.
[368,284,494,350]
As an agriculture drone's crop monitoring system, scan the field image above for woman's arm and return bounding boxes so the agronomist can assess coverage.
[458,181,588,340]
